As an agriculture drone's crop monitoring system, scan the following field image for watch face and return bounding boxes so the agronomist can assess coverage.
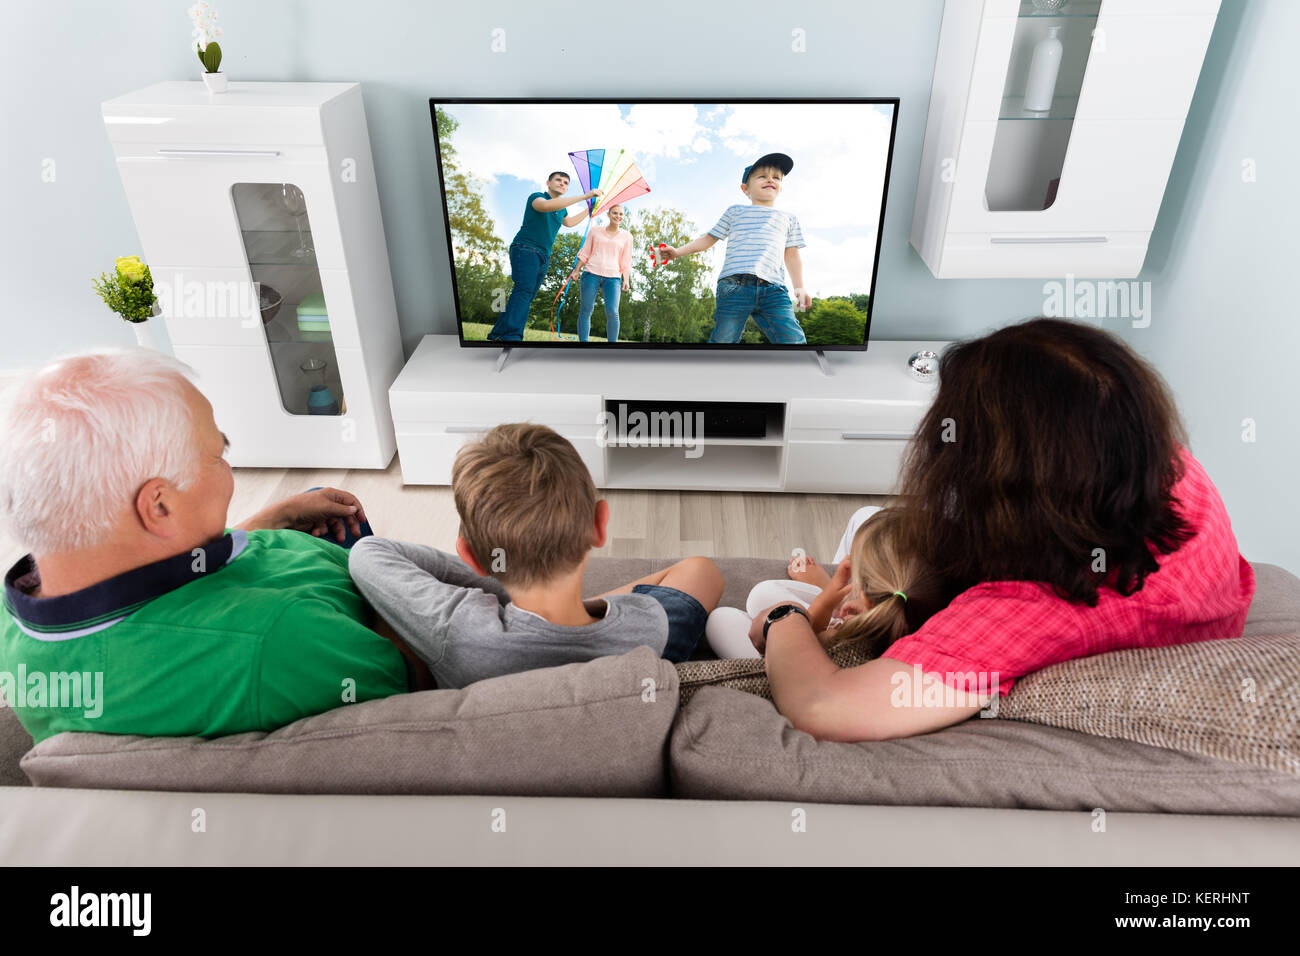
[768,605,792,622]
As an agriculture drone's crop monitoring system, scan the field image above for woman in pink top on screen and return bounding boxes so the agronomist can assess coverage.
[570,204,633,343]
[754,317,1256,742]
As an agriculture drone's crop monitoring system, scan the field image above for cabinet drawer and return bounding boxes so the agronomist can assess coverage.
[784,439,909,495]
[786,398,925,439]
[395,424,605,486]
[388,391,601,427]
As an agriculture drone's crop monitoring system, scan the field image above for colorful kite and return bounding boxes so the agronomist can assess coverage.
[550,148,651,340]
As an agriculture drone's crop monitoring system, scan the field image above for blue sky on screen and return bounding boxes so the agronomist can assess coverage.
[437,102,894,297]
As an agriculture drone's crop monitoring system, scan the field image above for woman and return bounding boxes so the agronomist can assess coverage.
[755,317,1256,742]
[570,204,632,343]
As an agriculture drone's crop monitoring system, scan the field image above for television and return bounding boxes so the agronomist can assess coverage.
[429,98,899,351]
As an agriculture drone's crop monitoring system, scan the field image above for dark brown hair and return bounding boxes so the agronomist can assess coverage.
[452,423,597,588]
[547,171,570,184]
[894,317,1194,607]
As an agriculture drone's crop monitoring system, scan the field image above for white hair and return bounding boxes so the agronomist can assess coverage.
[0,348,202,555]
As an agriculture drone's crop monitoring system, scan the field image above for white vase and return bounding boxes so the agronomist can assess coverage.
[201,71,229,94]
[131,318,158,350]
[1024,26,1064,112]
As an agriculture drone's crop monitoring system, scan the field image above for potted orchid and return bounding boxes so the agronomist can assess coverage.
[92,256,161,349]
[190,2,227,93]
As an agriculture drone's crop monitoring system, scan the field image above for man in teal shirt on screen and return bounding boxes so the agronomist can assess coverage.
[0,348,414,744]
[486,171,601,341]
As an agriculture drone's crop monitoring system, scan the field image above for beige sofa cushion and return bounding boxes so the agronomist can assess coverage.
[21,647,677,796]
[669,686,1300,813]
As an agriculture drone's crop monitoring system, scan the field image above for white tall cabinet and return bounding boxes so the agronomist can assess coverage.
[910,0,1221,278]
[102,82,404,467]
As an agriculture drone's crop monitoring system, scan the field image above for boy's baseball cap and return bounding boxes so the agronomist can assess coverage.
[742,152,793,184]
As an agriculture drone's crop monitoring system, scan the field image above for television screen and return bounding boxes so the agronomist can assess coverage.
[430,99,898,350]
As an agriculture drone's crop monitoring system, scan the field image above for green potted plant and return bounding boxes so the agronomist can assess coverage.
[190,1,227,93]
[92,256,160,349]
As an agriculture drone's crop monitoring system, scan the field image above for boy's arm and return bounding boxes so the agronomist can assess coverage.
[562,204,592,228]
[348,538,510,664]
[531,190,599,214]
[785,247,811,310]
[662,234,719,260]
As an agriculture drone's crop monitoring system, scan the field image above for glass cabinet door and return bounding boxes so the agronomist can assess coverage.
[984,0,1102,212]
[232,182,345,416]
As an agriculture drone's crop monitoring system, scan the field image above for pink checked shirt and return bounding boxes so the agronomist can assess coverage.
[577,227,632,279]
[884,447,1256,695]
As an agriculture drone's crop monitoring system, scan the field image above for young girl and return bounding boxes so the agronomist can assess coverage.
[705,506,944,660]
[570,204,632,343]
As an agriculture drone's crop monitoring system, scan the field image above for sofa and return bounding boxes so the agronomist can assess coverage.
[2,556,1298,866]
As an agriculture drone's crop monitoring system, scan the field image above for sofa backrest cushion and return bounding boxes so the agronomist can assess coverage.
[21,647,676,796]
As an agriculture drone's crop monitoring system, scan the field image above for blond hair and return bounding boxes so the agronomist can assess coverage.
[829,507,944,656]
[451,423,597,588]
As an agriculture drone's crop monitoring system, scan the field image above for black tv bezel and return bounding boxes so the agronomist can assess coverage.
[428,97,900,353]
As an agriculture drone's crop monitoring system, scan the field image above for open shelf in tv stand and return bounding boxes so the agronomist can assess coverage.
[389,335,948,494]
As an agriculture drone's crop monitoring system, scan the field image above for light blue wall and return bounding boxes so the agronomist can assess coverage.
[1114,0,1299,575]
[2,0,1052,364]
[1,0,1293,570]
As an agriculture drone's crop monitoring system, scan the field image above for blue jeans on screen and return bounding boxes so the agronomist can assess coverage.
[707,276,807,345]
[577,272,622,342]
[487,242,550,342]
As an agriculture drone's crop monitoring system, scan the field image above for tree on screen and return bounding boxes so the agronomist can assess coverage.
[625,207,713,343]
[436,108,508,324]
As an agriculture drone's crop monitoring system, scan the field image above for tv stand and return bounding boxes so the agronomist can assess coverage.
[390,336,948,494]
[810,349,833,376]
[494,347,514,373]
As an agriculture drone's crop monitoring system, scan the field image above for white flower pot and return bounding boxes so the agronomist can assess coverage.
[132,304,161,350]
[201,71,229,93]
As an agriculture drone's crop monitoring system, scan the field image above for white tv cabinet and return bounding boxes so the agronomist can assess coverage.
[101,81,404,468]
[390,337,947,494]
[910,0,1220,278]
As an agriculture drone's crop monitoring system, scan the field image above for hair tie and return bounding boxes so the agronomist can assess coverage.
[892,591,908,602]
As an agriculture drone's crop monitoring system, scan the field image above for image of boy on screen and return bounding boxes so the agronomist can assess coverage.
[486,171,602,342]
[658,152,811,345]
[569,204,633,343]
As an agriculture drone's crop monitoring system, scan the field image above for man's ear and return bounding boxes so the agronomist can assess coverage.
[455,536,491,577]
[135,477,178,538]
[592,499,610,550]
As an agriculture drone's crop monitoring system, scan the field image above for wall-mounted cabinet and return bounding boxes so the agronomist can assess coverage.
[910,0,1221,278]
[102,81,404,467]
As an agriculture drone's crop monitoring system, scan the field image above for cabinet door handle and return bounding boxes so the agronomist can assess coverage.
[989,236,1108,244]
[841,431,912,440]
[157,147,281,158]
[445,424,490,434]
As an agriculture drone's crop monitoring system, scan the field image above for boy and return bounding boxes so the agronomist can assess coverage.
[348,424,723,688]
[486,171,602,342]
[659,152,810,344]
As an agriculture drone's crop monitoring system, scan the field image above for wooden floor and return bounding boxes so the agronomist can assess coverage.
[0,455,889,570]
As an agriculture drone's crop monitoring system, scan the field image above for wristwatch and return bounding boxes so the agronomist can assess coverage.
[762,603,812,641]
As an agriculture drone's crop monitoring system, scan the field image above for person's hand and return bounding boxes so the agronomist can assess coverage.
[829,556,853,591]
[794,288,812,311]
[587,188,603,201]
[272,487,367,542]
[569,269,581,282]
[658,245,679,263]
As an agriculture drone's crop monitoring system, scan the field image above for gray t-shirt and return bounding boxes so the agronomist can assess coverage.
[348,537,669,689]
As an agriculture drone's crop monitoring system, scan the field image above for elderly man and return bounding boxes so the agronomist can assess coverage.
[0,349,412,743]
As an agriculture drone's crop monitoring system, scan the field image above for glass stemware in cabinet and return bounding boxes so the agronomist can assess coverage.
[281,184,315,259]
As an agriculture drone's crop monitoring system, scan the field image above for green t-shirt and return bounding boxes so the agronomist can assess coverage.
[0,529,408,743]
[511,190,566,253]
